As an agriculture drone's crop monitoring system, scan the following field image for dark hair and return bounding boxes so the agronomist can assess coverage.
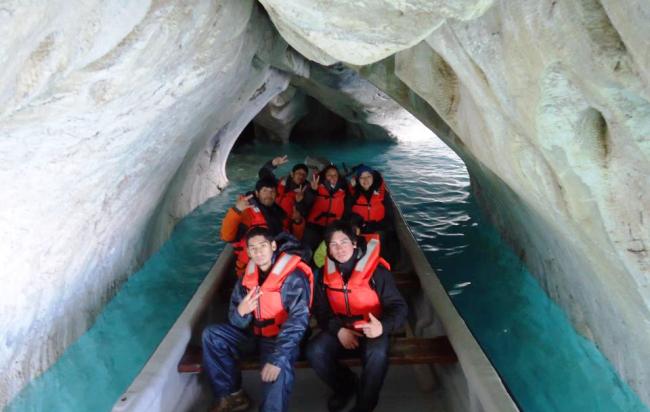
[354,164,374,179]
[255,177,277,191]
[245,226,274,245]
[348,213,364,230]
[292,163,308,173]
[322,164,339,176]
[324,220,357,245]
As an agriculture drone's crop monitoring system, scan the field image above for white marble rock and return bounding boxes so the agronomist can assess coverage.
[258,0,650,404]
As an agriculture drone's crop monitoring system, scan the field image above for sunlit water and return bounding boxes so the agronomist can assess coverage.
[7,138,648,412]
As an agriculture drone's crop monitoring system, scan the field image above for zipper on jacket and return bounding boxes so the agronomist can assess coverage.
[327,195,333,225]
[343,283,351,317]
[255,288,262,332]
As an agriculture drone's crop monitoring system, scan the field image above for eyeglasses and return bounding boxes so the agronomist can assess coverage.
[328,239,353,249]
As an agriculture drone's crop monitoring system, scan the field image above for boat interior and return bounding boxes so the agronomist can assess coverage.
[113,188,519,412]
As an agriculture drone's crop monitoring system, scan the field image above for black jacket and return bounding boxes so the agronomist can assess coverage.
[312,240,407,336]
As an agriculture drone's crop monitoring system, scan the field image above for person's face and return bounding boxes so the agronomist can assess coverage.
[325,168,339,187]
[291,169,307,185]
[328,231,356,263]
[246,235,276,269]
[256,186,276,207]
[358,171,373,190]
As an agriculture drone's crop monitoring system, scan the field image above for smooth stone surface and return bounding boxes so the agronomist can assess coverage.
[1,0,649,408]
[0,0,291,405]
[257,0,650,404]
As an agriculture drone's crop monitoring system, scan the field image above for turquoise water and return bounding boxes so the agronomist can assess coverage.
[7,138,648,412]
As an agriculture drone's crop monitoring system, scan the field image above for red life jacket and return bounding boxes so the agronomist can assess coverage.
[323,237,390,328]
[241,253,314,337]
[307,184,345,226]
[276,179,296,217]
[351,182,386,224]
[233,206,268,276]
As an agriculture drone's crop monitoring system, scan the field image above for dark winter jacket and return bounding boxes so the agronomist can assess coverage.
[312,239,407,337]
[228,249,311,367]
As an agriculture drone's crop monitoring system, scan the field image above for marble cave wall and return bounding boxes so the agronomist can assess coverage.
[1,0,649,407]
[258,0,650,404]
[0,0,298,404]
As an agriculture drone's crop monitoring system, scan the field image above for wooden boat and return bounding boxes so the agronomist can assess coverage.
[113,189,519,412]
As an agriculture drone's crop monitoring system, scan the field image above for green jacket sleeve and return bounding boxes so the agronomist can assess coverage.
[313,241,327,268]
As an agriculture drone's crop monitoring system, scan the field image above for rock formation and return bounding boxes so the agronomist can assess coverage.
[259,0,650,403]
[0,0,293,404]
[1,0,648,407]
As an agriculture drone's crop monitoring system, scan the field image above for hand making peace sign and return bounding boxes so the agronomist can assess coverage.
[271,155,289,167]
[310,173,320,191]
[237,286,263,317]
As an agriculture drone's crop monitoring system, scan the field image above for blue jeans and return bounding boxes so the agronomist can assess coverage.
[305,331,390,412]
[202,323,299,412]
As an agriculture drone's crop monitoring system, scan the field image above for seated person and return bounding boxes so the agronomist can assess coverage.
[221,177,305,276]
[302,164,348,251]
[348,165,394,235]
[202,227,313,412]
[313,213,373,269]
[306,221,407,412]
[348,165,396,264]
[258,154,309,218]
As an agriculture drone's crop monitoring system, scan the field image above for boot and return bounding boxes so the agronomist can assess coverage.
[327,375,357,412]
[211,389,251,412]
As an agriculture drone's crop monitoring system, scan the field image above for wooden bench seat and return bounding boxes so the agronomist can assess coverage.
[178,336,457,374]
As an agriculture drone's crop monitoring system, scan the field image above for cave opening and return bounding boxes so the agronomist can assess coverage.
[234,93,369,152]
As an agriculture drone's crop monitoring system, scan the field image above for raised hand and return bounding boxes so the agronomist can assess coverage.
[237,286,263,316]
[271,155,289,167]
[261,362,281,382]
[354,313,383,338]
[337,327,363,349]
[349,176,356,188]
[294,185,306,202]
[310,173,320,191]
[235,194,253,212]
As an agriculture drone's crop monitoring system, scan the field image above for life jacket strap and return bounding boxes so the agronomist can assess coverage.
[252,318,275,328]
[314,211,337,221]
[324,284,349,293]
[339,314,365,323]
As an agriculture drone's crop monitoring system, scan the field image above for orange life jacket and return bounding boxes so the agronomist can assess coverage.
[360,233,380,248]
[323,237,390,328]
[241,253,314,337]
[233,206,268,276]
[275,179,297,217]
[351,182,386,223]
[307,184,345,226]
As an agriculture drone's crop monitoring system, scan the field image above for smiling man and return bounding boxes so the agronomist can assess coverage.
[258,154,310,218]
[221,177,305,276]
[202,227,313,412]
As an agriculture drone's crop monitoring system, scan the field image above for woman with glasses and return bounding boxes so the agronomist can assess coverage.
[305,221,407,412]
